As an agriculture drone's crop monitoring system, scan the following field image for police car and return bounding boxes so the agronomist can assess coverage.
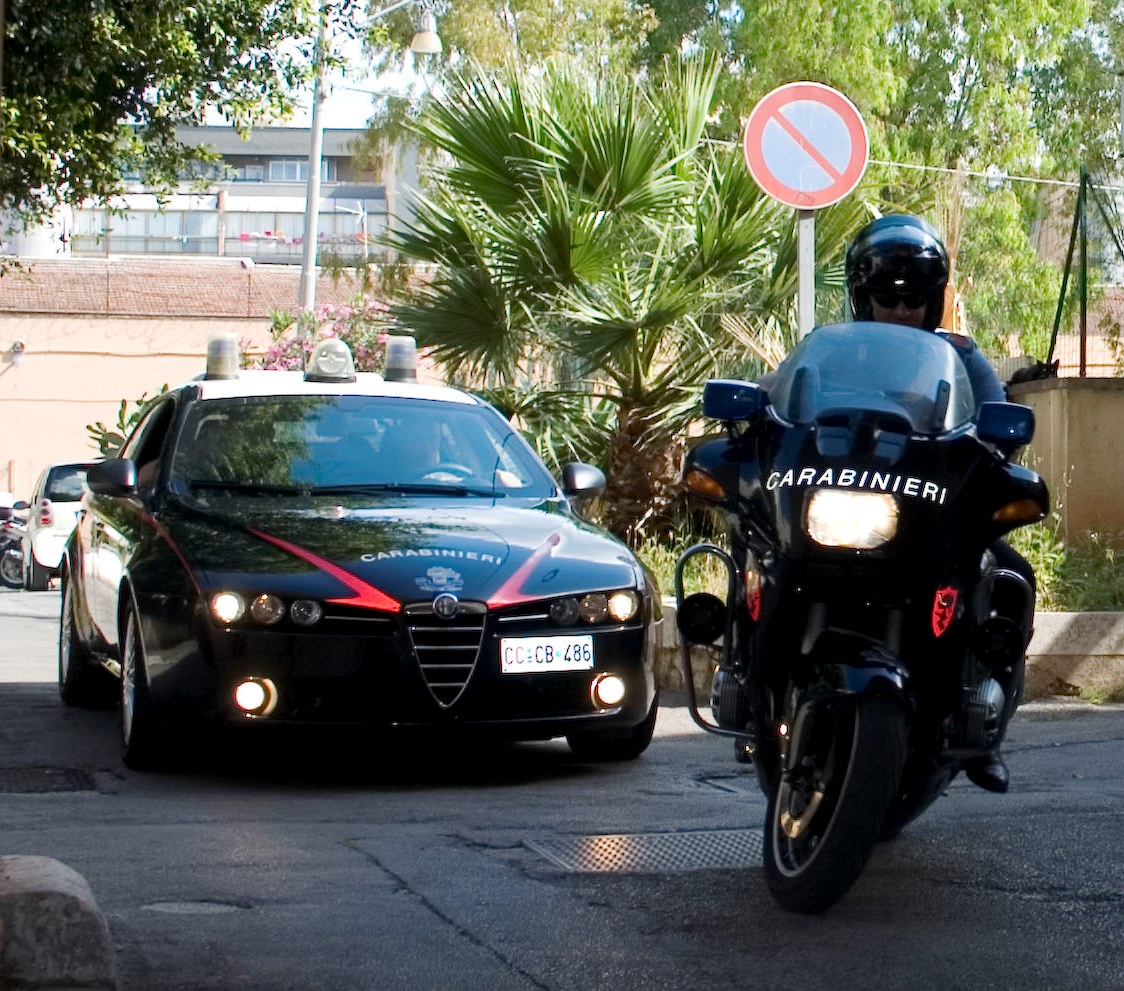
[60,336,660,770]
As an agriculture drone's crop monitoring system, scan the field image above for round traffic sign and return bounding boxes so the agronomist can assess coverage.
[743,82,868,210]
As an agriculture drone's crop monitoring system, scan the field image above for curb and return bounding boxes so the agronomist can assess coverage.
[0,856,117,989]
[654,600,1124,702]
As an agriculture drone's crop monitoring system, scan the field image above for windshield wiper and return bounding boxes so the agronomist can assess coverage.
[309,483,503,498]
[184,480,310,496]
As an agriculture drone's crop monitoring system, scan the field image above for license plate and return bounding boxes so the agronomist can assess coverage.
[500,635,594,674]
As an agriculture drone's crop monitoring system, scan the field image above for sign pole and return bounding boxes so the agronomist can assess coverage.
[797,209,815,337]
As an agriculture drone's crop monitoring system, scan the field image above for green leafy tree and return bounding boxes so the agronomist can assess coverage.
[382,56,874,542]
[1,0,335,226]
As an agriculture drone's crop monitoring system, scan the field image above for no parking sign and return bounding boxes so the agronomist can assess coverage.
[743,82,869,334]
[743,82,868,209]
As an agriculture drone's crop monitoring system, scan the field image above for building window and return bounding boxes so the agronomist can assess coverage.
[228,163,266,182]
[267,158,334,182]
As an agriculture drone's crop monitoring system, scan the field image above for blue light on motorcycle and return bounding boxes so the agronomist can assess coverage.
[805,490,899,549]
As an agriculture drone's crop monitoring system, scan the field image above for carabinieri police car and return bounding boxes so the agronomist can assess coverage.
[60,336,660,769]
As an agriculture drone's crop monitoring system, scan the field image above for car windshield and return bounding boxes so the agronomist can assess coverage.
[767,322,977,435]
[168,395,557,498]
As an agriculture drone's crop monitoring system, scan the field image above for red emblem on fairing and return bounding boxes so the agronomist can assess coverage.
[931,586,958,637]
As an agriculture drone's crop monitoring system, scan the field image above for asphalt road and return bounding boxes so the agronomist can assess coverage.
[1,587,1123,991]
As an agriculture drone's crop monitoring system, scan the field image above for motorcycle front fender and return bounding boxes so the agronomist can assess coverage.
[784,631,912,773]
[799,629,911,702]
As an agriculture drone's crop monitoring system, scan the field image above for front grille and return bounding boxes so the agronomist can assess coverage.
[405,601,487,707]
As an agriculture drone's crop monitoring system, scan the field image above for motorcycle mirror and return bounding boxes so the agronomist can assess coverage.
[676,592,728,645]
[702,379,769,423]
[977,401,1035,455]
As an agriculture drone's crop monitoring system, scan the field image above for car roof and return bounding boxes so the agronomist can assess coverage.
[187,371,482,407]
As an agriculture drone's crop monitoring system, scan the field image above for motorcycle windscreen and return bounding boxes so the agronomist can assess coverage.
[767,322,976,435]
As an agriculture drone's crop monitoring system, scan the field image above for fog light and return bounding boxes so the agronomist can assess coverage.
[549,597,580,626]
[607,590,639,622]
[290,599,323,626]
[592,674,626,707]
[211,592,245,624]
[250,593,285,625]
[579,593,608,623]
[234,678,278,716]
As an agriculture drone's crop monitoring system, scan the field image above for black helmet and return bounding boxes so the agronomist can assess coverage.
[846,214,949,330]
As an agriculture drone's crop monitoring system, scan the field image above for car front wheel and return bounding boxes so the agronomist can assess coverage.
[566,695,658,761]
[120,603,172,771]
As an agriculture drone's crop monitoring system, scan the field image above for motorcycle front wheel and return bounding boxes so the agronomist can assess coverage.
[0,548,23,589]
[763,695,907,913]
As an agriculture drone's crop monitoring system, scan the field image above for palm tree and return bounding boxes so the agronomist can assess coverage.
[384,55,876,543]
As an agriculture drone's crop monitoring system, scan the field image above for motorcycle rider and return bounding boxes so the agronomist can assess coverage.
[845,213,1035,794]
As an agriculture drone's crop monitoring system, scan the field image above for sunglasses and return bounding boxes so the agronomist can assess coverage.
[871,291,927,310]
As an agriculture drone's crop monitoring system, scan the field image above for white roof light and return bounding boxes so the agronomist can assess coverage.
[305,338,356,383]
[205,334,241,380]
[384,335,418,383]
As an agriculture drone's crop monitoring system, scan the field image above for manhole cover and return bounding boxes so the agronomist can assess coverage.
[526,829,763,874]
[0,768,96,794]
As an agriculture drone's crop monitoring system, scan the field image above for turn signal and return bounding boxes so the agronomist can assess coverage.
[682,469,726,500]
[993,499,1046,525]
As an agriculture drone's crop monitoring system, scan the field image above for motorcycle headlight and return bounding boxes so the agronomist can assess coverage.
[805,490,899,549]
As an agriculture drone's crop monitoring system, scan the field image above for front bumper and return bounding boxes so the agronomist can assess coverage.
[145,599,657,738]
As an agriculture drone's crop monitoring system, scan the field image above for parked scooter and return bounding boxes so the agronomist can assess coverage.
[0,494,29,590]
[676,322,1048,913]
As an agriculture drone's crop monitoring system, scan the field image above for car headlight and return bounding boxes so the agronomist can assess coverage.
[805,489,898,549]
[548,590,641,626]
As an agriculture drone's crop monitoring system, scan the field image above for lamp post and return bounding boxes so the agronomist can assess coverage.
[298,1,442,310]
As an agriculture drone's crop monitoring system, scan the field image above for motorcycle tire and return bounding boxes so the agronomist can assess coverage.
[0,549,23,589]
[763,695,907,914]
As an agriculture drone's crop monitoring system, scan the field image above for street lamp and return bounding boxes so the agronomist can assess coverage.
[298,1,442,310]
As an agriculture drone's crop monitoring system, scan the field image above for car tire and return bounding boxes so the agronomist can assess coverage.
[58,570,114,708]
[566,695,658,762]
[25,555,50,592]
[120,603,173,771]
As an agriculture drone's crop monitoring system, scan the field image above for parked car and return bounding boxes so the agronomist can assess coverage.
[23,462,95,590]
[60,337,660,770]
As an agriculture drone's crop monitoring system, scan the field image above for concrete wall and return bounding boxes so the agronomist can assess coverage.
[0,315,273,497]
[1012,376,1124,538]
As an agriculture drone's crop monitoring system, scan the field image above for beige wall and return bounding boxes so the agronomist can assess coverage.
[0,315,273,498]
[1012,377,1124,538]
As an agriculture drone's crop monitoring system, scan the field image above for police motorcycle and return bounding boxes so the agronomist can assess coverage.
[0,495,28,590]
[675,321,1048,913]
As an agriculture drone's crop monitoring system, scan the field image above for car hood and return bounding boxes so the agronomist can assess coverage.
[161,497,642,609]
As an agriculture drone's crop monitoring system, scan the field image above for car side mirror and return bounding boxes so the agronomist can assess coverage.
[977,401,1035,456]
[561,462,606,500]
[13,501,28,511]
[86,458,139,497]
[702,379,769,423]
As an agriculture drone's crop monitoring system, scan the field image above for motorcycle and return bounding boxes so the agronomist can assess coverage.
[0,499,28,590]
[675,321,1048,913]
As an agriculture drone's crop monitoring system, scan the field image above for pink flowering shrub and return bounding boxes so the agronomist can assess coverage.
[250,298,392,373]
